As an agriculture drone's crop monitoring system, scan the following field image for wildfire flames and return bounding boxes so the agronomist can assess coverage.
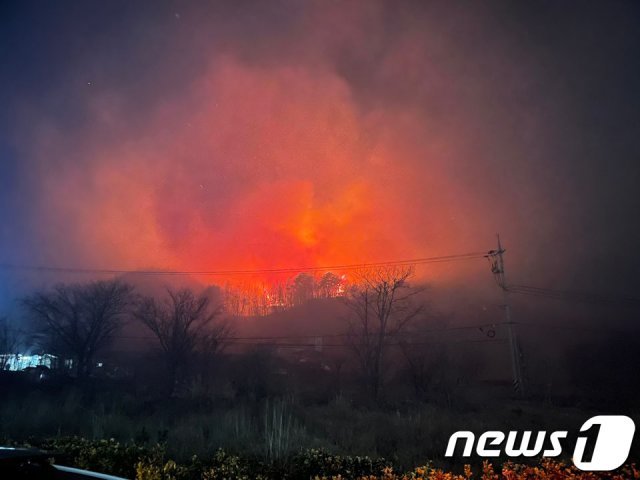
[224,272,347,316]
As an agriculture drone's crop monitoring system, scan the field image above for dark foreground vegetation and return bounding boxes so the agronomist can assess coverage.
[3,437,638,480]
[1,375,638,478]
[2,270,639,478]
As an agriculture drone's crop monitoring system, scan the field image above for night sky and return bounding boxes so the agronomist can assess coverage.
[1,1,640,317]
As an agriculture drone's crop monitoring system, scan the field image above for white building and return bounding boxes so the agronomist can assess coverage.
[0,353,57,371]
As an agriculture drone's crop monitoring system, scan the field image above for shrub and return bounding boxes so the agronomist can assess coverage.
[31,437,156,478]
[15,437,639,480]
[289,448,391,479]
[201,449,253,480]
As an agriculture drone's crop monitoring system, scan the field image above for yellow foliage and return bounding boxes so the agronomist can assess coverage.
[135,460,184,480]
[311,461,639,480]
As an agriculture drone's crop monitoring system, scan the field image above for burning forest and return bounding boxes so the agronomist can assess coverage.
[1,1,639,479]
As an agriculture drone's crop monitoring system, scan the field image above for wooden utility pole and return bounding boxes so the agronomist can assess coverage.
[488,235,526,397]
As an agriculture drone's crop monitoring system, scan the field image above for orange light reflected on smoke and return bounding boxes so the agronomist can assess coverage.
[30,55,489,289]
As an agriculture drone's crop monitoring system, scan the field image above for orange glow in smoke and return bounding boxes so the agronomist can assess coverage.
[31,56,486,287]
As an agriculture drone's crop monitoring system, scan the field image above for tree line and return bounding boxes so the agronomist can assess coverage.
[5,266,426,400]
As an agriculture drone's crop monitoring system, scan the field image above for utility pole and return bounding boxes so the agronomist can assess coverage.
[487,234,526,397]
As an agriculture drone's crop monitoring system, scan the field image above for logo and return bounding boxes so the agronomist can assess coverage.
[445,415,635,471]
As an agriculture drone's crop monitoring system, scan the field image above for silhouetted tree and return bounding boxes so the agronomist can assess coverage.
[134,288,228,396]
[23,280,134,377]
[344,266,424,399]
[224,281,271,316]
[318,272,343,298]
[288,273,316,305]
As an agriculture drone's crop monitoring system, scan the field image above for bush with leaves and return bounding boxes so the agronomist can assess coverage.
[14,438,639,480]
[30,437,157,478]
[289,448,392,479]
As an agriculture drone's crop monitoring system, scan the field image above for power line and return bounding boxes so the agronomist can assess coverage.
[0,251,488,277]
[111,322,507,342]
[516,321,640,335]
[224,339,507,349]
[507,284,640,307]
[112,337,506,349]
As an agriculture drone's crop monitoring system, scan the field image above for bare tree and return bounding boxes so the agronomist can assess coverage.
[344,266,424,399]
[287,273,316,306]
[133,288,228,396]
[224,281,271,317]
[0,316,20,370]
[23,280,134,377]
[400,340,482,407]
[398,339,444,401]
[318,272,343,298]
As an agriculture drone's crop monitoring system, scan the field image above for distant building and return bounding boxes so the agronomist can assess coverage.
[0,353,57,371]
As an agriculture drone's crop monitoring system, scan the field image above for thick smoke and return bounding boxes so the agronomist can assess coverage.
[2,1,640,312]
